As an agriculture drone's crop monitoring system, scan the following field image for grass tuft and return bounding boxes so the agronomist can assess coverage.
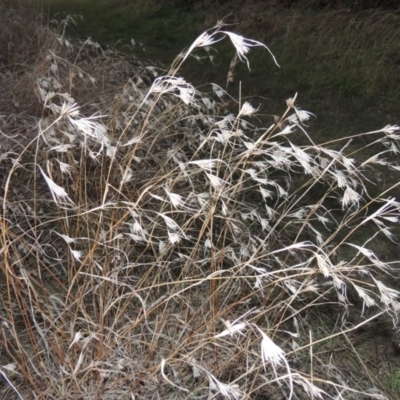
[1,3,400,399]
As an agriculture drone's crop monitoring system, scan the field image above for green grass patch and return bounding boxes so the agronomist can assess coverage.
[40,0,400,137]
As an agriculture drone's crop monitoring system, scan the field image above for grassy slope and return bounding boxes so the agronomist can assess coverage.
[44,0,400,135]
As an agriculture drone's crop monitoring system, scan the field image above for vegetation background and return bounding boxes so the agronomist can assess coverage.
[1,0,400,399]
[46,0,400,134]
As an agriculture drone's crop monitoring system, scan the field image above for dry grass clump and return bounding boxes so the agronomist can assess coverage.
[1,5,400,400]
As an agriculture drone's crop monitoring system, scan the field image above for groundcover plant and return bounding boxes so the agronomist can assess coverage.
[1,6,400,400]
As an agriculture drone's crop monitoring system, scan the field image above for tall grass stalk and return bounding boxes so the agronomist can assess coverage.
[1,5,400,399]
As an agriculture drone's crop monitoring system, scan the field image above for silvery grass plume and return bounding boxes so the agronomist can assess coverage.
[1,8,400,400]
[169,22,279,75]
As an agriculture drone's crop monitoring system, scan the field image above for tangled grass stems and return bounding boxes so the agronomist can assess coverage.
[1,5,400,399]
